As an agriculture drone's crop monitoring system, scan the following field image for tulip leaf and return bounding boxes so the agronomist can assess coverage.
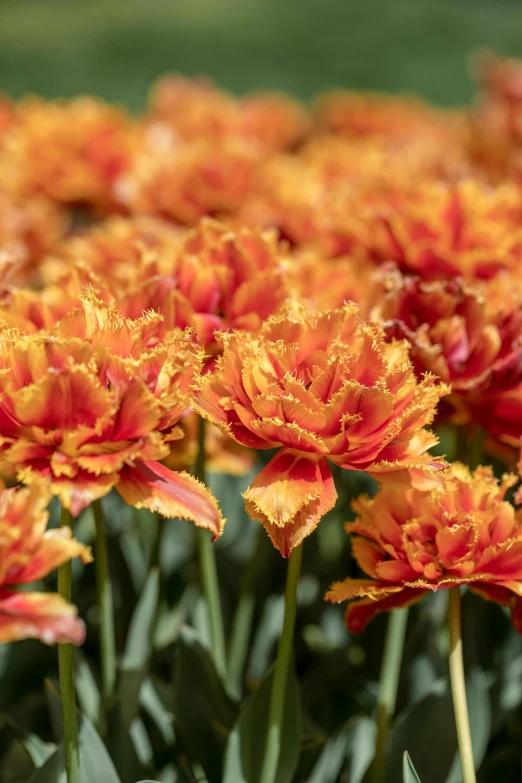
[347,716,376,783]
[29,716,121,783]
[403,752,423,782]
[387,679,457,782]
[74,651,101,726]
[222,663,302,783]
[44,678,64,741]
[119,567,160,725]
[173,626,238,783]
[0,713,56,768]
[140,677,176,746]
[121,567,160,671]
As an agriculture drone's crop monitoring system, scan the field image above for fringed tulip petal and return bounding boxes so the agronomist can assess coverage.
[116,460,225,538]
[328,463,522,632]
[244,450,337,556]
[0,591,85,646]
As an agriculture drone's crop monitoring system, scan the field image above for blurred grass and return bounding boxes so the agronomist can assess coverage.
[2,0,522,109]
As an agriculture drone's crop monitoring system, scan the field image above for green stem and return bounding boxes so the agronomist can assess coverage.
[194,416,227,681]
[372,608,409,783]
[448,587,476,783]
[259,544,303,783]
[58,506,81,783]
[92,499,116,710]
[228,528,264,698]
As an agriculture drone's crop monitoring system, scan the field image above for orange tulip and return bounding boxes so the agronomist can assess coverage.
[115,138,261,226]
[147,75,308,152]
[313,90,453,142]
[0,97,135,209]
[0,481,90,644]
[372,269,522,443]
[196,304,446,555]
[0,193,67,286]
[358,179,522,281]
[326,463,522,633]
[0,294,224,535]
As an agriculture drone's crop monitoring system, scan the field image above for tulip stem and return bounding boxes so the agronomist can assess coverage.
[259,543,303,783]
[448,587,476,783]
[195,416,227,681]
[58,506,81,783]
[372,608,409,783]
[92,499,116,711]
[228,527,264,698]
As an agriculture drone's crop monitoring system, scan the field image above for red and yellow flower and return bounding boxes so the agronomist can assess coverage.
[146,75,308,152]
[354,179,522,281]
[0,193,68,287]
[371,269,522,444]
[115,138,262,226]
[326,463,522,633]
[0,481,90,644]
[0,97,135,209]
[313,90,457,143]
[0,294,224,534]
[196,303,446,555]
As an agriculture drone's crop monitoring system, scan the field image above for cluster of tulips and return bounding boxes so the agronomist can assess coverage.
[4,49,522,782]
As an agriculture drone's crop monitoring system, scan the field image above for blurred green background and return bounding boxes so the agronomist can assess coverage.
[2,0,522,109]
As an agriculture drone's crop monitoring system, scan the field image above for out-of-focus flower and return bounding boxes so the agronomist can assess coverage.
[288,249,375,313]
[0,265,106,334]
[0,97,135,209]
[166,411,256,476]
[238,140,471,259]
[0,95,14,144]
[0,294,224,535]
[468,50,522,176]
[41,215,185,286]
[300,134,470,187]
[196,304,446,555]
[347,179,522,280]
[40,218,289,351]
[115,139,261,226]
[313,90,459,143]
[147,75,309,152]
[0,481,90,644]
[0,194,68,286]
[173,219,289,345]
[372,269,522,443]
[326,463,522,633]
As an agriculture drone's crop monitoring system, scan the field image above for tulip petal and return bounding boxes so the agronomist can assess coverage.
[244,450,337,556]
[117,460,225,538]
[348,587,425,633]
[0,591,85,645]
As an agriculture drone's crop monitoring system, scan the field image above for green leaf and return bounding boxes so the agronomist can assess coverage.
[347,716,376,783]
[29,716,121,783]
[121,567,160,671]
[173,626,238,783]
[140,678,175,746]
[387,680,457,783]
[222,664,301,783]
[0,714,56,768]
[74,651,101,726]
[119,567,160,725]
[403,752,422,783]
[105,708,147,783]
[307,722,352,783]
[44,678,64,741]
